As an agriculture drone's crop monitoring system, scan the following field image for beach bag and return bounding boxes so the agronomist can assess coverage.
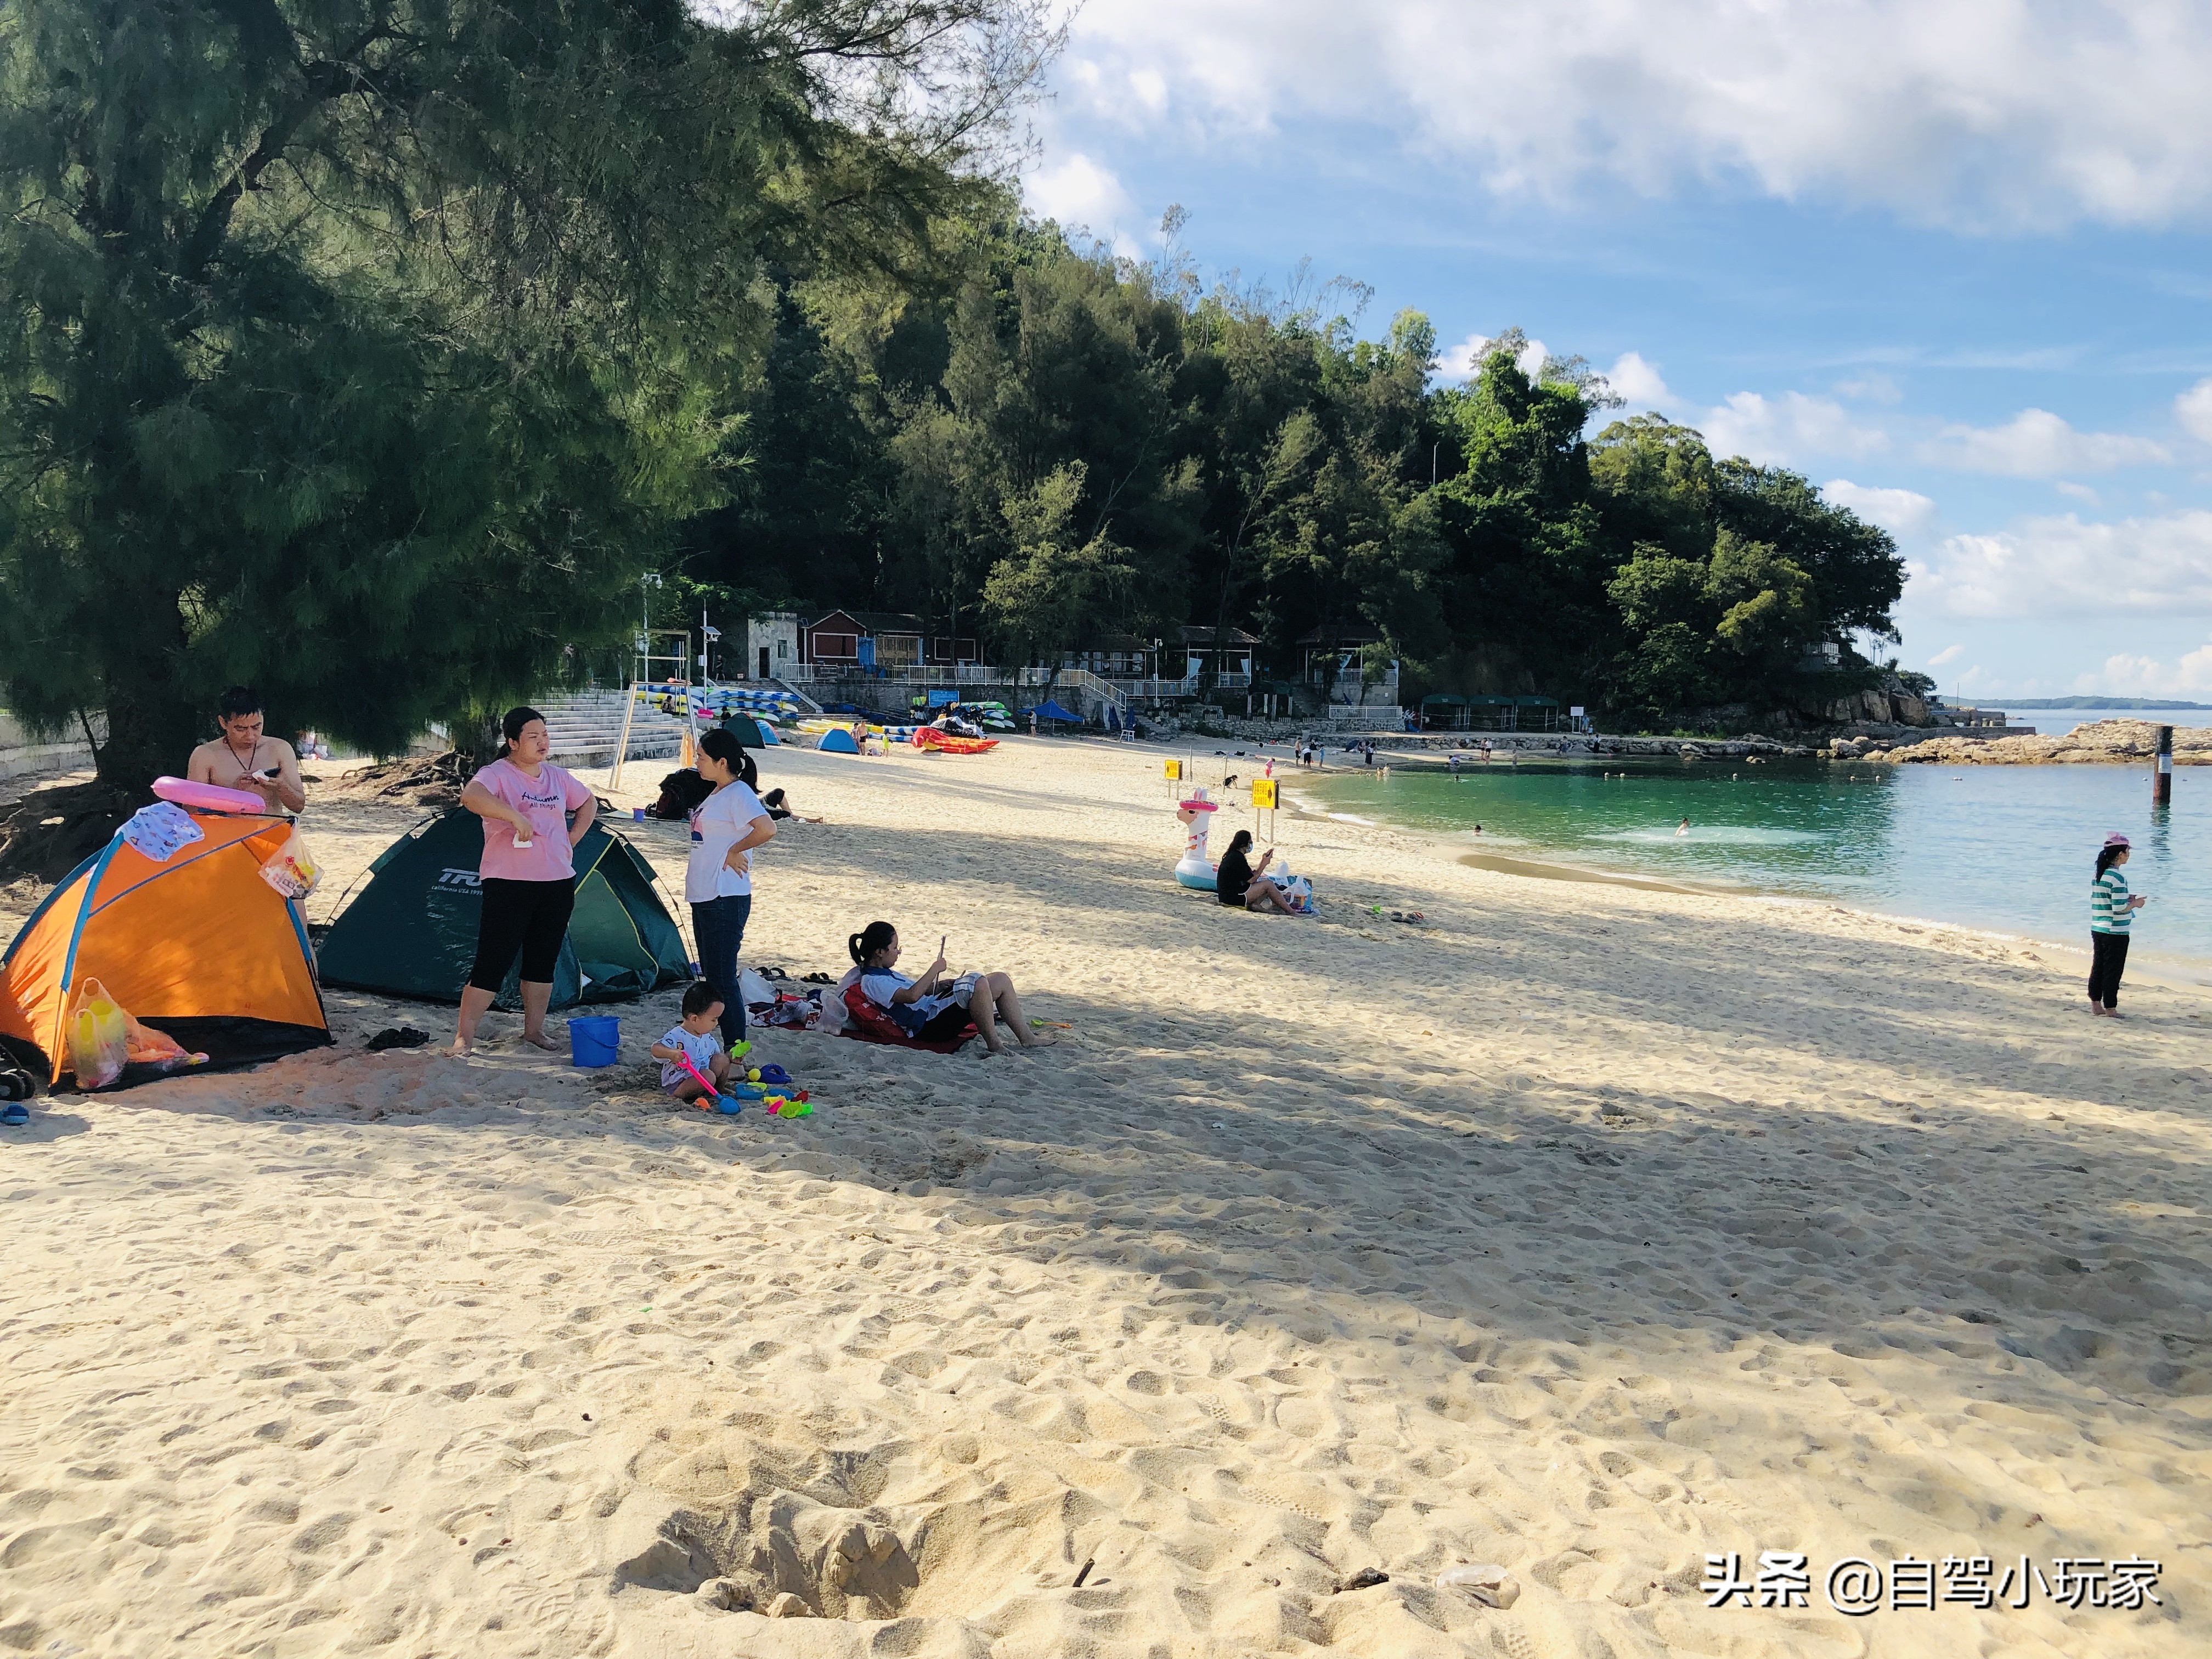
[256,825,321,900]
[651,768,714,820]
[816,968,862,1035]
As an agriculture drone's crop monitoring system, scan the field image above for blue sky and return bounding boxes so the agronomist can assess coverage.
[1018,0,2212,703]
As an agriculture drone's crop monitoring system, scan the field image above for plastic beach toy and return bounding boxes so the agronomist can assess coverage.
[151,776,270,815]
[1173,787,1219,890]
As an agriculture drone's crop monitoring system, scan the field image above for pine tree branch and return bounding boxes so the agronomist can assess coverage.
[179,21,407,283]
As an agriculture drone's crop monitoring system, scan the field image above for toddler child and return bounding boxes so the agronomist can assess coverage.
[652,981,732,1102]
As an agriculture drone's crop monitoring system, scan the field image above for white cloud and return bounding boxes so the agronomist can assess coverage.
[2055,481,2099,502]
[2177,377,2212,444]
[2089,642,2212,697]
[1927,642,1965,668]
[1821,478,1938,539]
[1057,2,2212,230]
[1439,333,1548,382]
[1605,351,1672,410]
[1701,392,1887,465]
[1835,373,1904,405]
[1908,510,2212,619]
[1023,151,1141,249]
[1917,409,2169,476]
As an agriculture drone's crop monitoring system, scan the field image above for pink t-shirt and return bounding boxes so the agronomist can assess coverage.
[472,758,592,882]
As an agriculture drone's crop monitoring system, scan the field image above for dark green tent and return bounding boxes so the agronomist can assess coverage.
[318,812,690,1009]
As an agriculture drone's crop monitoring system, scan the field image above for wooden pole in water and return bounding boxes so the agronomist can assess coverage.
[2154,724,2173,806]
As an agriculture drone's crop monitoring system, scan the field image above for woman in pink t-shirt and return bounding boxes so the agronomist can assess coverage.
[447,707,597,1054]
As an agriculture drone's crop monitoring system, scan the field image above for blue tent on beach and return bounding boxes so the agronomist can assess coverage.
[1030,699,1081,724]
[816,727,861,754]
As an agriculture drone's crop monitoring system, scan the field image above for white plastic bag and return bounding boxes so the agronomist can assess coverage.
[257,826,321,900]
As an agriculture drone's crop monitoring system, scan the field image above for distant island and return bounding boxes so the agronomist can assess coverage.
[1989,697,2212,710]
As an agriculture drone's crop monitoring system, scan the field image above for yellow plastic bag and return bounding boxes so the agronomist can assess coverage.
[257,826,321,900]
[66,977,129,1090]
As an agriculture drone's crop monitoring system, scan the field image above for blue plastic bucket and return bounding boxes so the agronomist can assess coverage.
[568,1015,620,1068]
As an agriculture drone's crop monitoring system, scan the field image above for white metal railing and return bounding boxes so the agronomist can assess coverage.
[1054,668,1128,714]
[1107,676,1199,699]
[1212,672,1252,691]
[1017,667,1054,686]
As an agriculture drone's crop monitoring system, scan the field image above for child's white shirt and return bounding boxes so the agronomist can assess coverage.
[658,1024,723,1089]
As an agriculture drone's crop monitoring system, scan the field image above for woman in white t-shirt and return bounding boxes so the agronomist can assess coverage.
[687,728,776,1046]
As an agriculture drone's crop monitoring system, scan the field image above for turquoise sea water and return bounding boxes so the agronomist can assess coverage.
[1297,755,2209,981]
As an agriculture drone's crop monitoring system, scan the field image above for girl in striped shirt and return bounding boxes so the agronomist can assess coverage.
[2089,833,2146,1017]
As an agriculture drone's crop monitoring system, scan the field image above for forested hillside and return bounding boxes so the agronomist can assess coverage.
[686,219,1906,720]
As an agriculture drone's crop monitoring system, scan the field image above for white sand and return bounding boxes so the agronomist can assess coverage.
[1,738,2207,1657]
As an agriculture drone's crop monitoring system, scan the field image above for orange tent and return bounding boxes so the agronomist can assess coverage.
[1,810,329,1087]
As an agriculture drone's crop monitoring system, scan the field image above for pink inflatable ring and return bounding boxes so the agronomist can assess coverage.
[153,776,272,815]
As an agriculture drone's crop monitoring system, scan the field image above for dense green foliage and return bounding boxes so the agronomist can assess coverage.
[0,1,1903,793]
[692,253,1904,719]
[0,0,1050,782]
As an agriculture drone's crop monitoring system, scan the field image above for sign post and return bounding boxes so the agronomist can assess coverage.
[2155,724,2174,807]
[1252,776,1279,840]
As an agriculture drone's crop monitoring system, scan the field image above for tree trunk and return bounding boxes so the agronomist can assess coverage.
[93,606,198,794]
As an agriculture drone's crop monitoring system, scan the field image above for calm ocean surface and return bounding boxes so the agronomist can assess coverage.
[1298,747,2209,982]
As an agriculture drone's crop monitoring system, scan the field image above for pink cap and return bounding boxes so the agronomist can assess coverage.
[2103,832,2130,848]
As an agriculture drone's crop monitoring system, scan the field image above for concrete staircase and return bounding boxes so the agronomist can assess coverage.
[535,689,689,766]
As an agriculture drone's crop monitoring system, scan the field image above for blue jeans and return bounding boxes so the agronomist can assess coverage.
[690,894,752,1046]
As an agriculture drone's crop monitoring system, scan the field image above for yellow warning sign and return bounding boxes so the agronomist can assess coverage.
[1165,759,1184,781]
[1251,778,1279,810]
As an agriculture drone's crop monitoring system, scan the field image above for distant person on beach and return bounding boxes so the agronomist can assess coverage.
[2089,832,2146,1017]
[759,787,819,823]
[689,728,776,1047]
[1675,817,1691,837]
[450,707,595,1055]
[187,686,306,814]
[1215,829,1300,913]
[847,921,1049,1054]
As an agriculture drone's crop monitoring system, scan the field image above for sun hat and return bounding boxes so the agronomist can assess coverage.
[2103,832,2131,848]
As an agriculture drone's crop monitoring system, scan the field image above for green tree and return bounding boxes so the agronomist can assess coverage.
[0,0,1055,801]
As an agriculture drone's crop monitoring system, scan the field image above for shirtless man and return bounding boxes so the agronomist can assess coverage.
[186,686,307,814]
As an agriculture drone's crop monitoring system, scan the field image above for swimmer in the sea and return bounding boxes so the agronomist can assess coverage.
[1675,817,1690,837]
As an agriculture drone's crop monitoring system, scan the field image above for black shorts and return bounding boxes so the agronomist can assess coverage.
[916,1003,973,1042]
[470,877,575,991]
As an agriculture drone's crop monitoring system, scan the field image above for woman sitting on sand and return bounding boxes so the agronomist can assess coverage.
[847,922,1050,1055]
[1215,830,1299,914]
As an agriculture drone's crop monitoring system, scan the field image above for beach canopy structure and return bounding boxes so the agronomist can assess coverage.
[1,809,330,1086]
[1030,699,1081,724]
[318,813,687,1009]
[816,727,861,754]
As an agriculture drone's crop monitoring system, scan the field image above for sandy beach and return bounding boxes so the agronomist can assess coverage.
[1,736,2206,1657]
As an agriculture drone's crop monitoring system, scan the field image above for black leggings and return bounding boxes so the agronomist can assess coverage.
[470,877,575,992]
[2088,930,2130,1009]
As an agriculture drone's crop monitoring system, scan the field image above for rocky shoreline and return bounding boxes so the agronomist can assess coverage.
[1831,718,2209,766]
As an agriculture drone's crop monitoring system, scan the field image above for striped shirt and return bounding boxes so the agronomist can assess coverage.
[2091,866,2131,934]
